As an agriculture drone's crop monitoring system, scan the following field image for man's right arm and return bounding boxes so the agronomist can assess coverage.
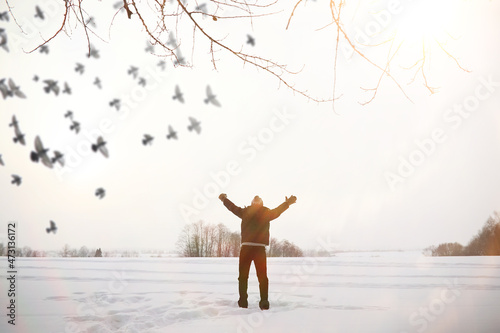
[219,193,243,218]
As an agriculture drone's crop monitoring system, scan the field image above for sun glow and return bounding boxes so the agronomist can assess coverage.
[394,0,457,44]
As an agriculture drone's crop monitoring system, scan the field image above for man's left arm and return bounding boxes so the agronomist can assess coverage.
[269,195,297,221]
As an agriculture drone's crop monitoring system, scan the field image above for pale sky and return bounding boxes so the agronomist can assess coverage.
[1,0,500,253]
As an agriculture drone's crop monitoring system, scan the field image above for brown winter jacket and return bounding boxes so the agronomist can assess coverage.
[222,198,290,245]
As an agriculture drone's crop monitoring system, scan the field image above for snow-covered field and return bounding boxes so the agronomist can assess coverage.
[1,251,500,333]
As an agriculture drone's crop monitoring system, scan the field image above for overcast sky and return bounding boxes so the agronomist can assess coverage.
[1,0,500,253]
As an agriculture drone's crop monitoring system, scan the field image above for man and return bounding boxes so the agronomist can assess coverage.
[219,193,297,310]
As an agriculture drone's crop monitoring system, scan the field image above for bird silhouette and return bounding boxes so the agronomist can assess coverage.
[91,136,109,158]
[145,42,154,53]
[128,66,139,79]
[43,80,60,95]
[63,82,71,94]
[142,134,154,145]
[51,151,65,167]
[0,11,9,21]
[174,49,186,66]
[46,220,57,234]
[95,187,106,199]
[85,16,96,28]
[157,60,166,71]
[87,45,99,58]
[0,154,4,166]
[94,77,102,89]
[138,77,146,87]
[33,75,39,82]
[0,29,8,52]
[30,136,54,168]
[204,85,221,107]
[39,45,49,54]
[187,117,201,134]
[11,174,21,186]
[69,120,80,134]
[35,6,45,20]
[0,79,10,98]
[166,31,177,47]
[166,125,178,140]
[109,98,121,110]
[246,34,255,46]
[172,85,184,103]
[10,115,26,145]
[75,63,84,74]
[64,110,73,119]
[7,79,26,98]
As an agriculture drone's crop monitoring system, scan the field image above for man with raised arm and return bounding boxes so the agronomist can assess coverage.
[219,193,297,310]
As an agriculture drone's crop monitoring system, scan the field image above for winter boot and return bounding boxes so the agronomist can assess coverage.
[238,278,248,308]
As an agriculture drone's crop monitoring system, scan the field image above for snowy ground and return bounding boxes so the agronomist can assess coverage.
[1,251,500,333]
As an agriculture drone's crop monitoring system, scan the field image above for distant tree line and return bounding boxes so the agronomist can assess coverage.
[0,244,133,257]
[424,212,500,256]
[177,221,304,257]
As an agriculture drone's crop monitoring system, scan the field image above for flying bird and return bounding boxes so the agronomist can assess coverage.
[174,50,186,66]
[195,3,208,18]
[75,63,84,74]
[0,78,10,99]
[7,78,26,98]
[87,45,99,58]
[204,85,221,107]
[51,151,65,167]
[30,136,53,168]
[64,110,73,119]
[157,60,166,71]
[85,16,96,28]
[63,82,71,94]
[128,66,139,79]
[33,75,39,82]
[246,34,255,46]
[166,31,177,47]
[11,174,21,186]
[172,85,184,103]
[95,187,105,199]
[46,220,57,234]
[142,134,154,146]
[145,42,154,53]
[187,117,201,134]
[166,125,178,140]
[91,136,109,158]
[10,115,26,145]
[0,11,9,21]
[34,6,45,20]
[69,120,80,134]
[39,45,49,54]
[109,98,121,110]
[43,79,60,95]
[0,154,4,166]
[0,29,8,52]
[138,77,146,87]
[94,77,102,89]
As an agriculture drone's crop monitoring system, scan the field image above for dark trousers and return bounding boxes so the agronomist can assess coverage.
[238,245,268,302]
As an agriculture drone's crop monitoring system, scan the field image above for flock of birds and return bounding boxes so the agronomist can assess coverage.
[1,2,257,236]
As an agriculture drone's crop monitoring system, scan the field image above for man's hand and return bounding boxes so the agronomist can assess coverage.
[285,195,297,205]
[219,193,227,202]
